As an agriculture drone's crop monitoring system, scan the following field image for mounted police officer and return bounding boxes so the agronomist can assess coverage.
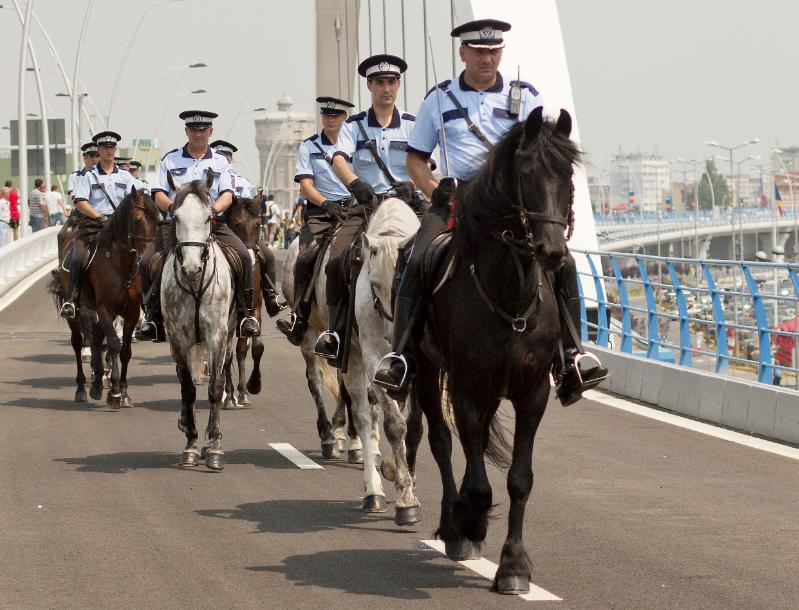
[372,19,608,406]
[136,110,260,341]
[60,141,99,255]
[276,96,355,345]
[59,131,137,319]
[313,54,419,365]
[210,138,283,317]
[127,160,148,190]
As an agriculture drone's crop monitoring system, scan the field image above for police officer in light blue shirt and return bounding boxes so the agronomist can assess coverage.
[314,54,419,363]
[276,96,354,345]
[210,140,252,198]
[373,18,608,406]
[60,131,137,319]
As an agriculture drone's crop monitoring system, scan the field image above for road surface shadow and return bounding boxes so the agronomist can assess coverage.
[55,447,298,474]
[3,397,100,411]
[248,548,484,600]
[12,352,76,365]
[17,376,77,390]
[196,499,421,535]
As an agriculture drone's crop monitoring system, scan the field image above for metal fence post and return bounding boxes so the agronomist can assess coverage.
[667,261,693,367]
[608,255,632,353]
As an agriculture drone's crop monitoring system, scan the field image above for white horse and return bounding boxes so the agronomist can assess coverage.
[162,175,236,471]
[355,198,422,525]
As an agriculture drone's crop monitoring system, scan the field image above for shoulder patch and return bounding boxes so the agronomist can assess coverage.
[161,148,179,161]
[401,112,416,121]
[511,80,539,96]
[77,167,93,177]
[345,111,367,124]
[424,80,451,100]
[303,133,320,143]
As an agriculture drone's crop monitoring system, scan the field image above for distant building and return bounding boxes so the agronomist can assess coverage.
[254,95,315,210]
[608,151,669,214]
[587,176,610,215]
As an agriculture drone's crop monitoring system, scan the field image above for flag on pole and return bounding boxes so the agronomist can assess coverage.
[775,183,785,216]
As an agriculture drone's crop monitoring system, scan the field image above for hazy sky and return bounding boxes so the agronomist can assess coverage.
[2,0,798,180]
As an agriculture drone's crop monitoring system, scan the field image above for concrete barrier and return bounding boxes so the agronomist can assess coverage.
[0,227,59,307]
[593,345,799,445]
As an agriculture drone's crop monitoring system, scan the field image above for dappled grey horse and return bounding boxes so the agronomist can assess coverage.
[162,174,236,471]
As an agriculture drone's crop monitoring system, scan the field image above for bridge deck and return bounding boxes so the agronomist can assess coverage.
[1,277,797,609]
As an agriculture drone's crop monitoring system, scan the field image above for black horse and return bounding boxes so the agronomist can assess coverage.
[413,107,579,595]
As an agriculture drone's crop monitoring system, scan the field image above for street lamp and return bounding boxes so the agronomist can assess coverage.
[56,92,88,142]
[773,148,797,260]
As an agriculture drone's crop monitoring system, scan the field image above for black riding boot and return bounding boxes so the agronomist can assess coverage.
[136,297,166,342]
[554,263,608,406]
[239,287,261,337]
[314,300,347,366]
[373,296,420,401]
[261,274,285,317]
[60,243,87,320]
[277,246,316,346]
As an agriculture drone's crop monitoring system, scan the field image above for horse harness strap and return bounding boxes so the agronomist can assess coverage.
[370,280,393,322]
[173,238,216,344]
[354,120,399,185]
[444,90,494,151]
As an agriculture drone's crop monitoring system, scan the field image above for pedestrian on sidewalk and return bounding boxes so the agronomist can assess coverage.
[46,185,68,225]
[0,187,10,247]
[28,178,49,232]
[5,180,20,240]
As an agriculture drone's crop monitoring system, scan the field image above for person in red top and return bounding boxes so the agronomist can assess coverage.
[4,181,20,241]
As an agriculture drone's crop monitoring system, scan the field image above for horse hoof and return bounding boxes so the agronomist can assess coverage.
[493,575,530,595]
[120,396,133,408]
[348,449,363,464]
[394,505,421,526]
[221,397,239,410]
[246,378,261,395]
[107,393,122,409]
[236,392,251,406]
[321,442,340,460]
[180,450,200,468]
[380,456,397,482]
[74,388,87,403]
[335,438,347,453]
[206,451,224,471]
[444,539,480,561]
[362,495,387,513]
[89,386,102,401]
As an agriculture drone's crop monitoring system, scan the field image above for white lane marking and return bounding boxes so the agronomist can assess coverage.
[269,443,324,469]
[420,539,562,602]
[585,390,799,462]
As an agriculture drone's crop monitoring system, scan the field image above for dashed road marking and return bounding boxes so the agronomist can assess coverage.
[420,539,562,602]
[269,443,324,469]
[586,390,799,461]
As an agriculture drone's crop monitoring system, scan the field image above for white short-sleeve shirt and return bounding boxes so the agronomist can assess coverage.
[152,144,234,202]
[294,131,351,201]
[73,164,137,216]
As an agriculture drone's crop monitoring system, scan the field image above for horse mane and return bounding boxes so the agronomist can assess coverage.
[453,117,582,254]
[365,198,419,239]
[171,180,212,213]
[234,196,261,218]
[100,190,160,246]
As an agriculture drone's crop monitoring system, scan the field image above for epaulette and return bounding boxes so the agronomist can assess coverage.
[345,111,367,124]
[77,167,93,177]
[510,80,539,96]
[161,148,179,161]
[424,80,451,100]
[401,112,416,121]
[303,133,319,142]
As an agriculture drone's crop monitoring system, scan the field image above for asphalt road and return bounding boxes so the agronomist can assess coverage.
[1,275,797,609]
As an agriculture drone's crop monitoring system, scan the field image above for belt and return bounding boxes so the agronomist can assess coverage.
[376,193,394,202]
[332,196,354,206]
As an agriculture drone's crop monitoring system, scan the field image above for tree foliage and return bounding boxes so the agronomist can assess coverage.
[697,159,730,210]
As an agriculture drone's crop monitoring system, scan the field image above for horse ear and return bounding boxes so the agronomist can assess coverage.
[205,168,214,190]
[361,232,379,254]
[523,106,545,141]
[556,109,572,138]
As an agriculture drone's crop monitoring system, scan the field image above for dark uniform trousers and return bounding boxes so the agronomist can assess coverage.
[141,218,255,322]
[57,208,81,262]
[293,204,339,320]
[324,202,367,333]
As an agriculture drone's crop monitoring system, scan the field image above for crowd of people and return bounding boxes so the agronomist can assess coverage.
[0,177,70,247]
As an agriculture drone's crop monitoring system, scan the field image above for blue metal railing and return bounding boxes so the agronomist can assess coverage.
[572,249,799,389]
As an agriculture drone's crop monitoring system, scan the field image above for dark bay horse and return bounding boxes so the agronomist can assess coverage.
[51,188,160,406]
[414,108,579,594]
[225,195,265,406]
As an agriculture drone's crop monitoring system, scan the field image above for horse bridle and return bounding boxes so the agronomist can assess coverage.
[173,209,216,344]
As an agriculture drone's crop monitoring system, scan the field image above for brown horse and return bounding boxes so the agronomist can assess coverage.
[50,188,160,406]
[224,195,265,406]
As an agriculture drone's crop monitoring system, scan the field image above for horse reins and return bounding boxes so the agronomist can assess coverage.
[173,235,217,344]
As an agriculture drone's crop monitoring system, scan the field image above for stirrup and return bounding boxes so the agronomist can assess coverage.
[373,352,409,392]
[60,301,77,320]
[573,352,608,388]
[313,330,340,359]
[276,311,298,332]
[239,315,261,337]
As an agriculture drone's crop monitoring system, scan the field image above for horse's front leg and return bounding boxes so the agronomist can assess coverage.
[221,339,239,409]
[173,346,199,468]
[244,335,264,398]
[117,306,139,408]
[340,379,363,464]
[68,318,87,403]
[234,337,249,405]
[204,330,230,471]
[494,382,549,595]
[89,322,105,401]
[98,309,123,408]
[299,331,338,458]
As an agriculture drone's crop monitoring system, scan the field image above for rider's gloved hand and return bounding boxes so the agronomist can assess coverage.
[96,214,109,224]
[431,177,457,210]
[391,181,415,205]
[348,178,376,210]
[321,200,344,220]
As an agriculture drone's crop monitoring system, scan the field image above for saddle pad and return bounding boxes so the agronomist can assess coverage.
[422,230,457,295]
[61,241,98,273]
[216,240,244,285]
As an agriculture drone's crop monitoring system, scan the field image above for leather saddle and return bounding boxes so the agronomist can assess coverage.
[422,229,457,296]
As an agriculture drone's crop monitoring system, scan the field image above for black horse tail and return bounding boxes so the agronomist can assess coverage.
[439,372,513,470]
[48,274,65,311]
